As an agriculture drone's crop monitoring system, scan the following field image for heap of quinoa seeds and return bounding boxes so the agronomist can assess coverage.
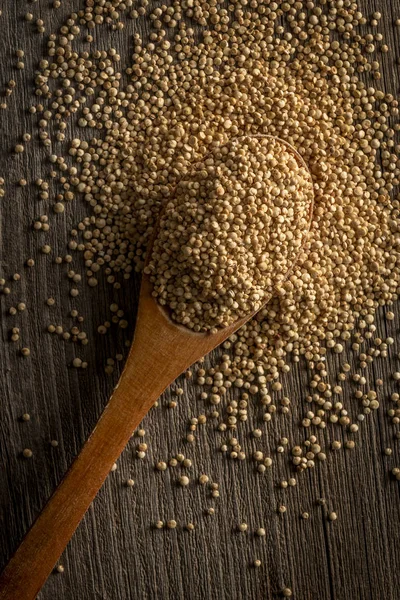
[31,0,400,382]
[145,136,313,332]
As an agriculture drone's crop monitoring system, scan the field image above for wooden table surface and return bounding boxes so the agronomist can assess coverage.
[1,1,400,599]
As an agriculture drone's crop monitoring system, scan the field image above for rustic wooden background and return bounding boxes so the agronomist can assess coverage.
[1,1,400,599]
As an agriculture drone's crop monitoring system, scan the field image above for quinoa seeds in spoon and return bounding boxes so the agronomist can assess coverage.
[145,136,314,332]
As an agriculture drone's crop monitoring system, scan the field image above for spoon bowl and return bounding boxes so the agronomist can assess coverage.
[0,136,314,600]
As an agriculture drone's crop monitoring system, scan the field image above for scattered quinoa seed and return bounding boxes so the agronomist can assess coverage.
[256,528,266,537]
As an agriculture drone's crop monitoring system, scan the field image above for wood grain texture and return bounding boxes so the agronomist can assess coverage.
[1,1,400,599]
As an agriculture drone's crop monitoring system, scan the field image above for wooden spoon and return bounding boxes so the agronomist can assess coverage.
[0,137,313,600]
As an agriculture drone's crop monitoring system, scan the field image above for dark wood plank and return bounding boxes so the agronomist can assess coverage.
[1,0,400,599]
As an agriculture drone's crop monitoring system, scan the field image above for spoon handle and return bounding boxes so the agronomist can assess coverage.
[0,272,245,600]
[0,354,165,600]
